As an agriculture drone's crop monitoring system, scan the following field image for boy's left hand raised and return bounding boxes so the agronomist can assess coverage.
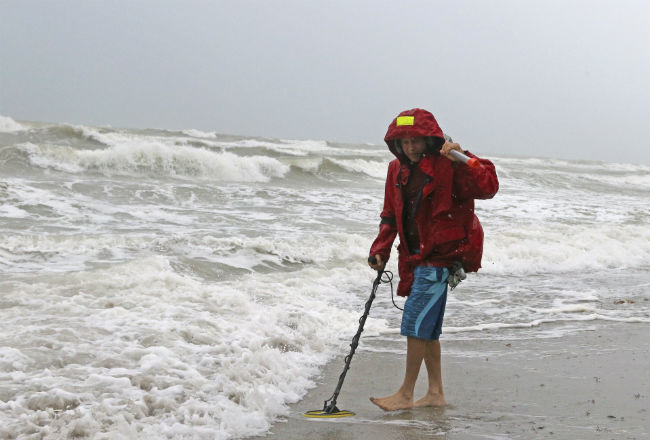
[440,142,462,162]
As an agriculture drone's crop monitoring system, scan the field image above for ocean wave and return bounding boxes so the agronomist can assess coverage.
[483,223,650,275]
[0,233,151,272]
[41,123,114,146]
[0,115,27,133]
[217,138,330,157]
[445,314,650,333]
[0,204,29,219]
[285,157,387,179]
[182,128,218,138]
[17,142,289,182]
[581,172,650,190]
[326,158,388,179]
[41,124,221,153]
[217,138,385,159]
[196,232,371,270]
[494,155,650,172]
[496,165,650,193]
[0,226,373,276]
[6,121,389,182]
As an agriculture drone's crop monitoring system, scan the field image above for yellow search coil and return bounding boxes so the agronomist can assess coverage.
[303,409,355,418]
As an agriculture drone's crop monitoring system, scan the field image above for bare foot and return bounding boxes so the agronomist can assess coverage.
[414,392,446,408]
[369,392,414,411]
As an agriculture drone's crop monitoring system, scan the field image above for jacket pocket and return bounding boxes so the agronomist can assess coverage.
[431,223,466,244]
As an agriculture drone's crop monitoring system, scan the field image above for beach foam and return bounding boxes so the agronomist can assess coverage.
[0,256,388,438]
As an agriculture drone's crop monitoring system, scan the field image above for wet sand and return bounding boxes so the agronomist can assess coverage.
[247,321,649,440]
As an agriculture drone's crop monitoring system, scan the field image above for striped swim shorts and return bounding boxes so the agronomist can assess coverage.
[401,266,449,340]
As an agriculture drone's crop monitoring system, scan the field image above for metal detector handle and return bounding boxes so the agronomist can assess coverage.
[448,149,481,169]
[368,256,384,285]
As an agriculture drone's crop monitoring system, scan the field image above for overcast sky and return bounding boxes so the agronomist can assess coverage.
[1,0,649,163]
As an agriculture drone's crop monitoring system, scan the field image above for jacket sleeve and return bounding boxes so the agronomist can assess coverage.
[452,151,499,201]
[369,164,398,262]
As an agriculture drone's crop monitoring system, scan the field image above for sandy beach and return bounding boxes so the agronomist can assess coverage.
[249,321,649,440]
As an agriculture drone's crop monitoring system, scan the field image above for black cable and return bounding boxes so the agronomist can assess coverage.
[367,256,400,310]
[380,270,402,311]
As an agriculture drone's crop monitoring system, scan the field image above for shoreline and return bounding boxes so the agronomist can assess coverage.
[247,321,649,440]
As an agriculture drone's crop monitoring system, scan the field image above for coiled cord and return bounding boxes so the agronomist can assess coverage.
[378,270,401,311]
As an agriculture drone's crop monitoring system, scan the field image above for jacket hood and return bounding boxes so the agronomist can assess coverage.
[384,108,446,161]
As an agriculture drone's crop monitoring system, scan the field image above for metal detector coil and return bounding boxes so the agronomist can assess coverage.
[303,409,355,418]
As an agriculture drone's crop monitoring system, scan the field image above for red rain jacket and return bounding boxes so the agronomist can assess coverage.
[369,109,499,296]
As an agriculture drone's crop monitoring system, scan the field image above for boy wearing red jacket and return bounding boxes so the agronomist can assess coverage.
[368,109,498,411]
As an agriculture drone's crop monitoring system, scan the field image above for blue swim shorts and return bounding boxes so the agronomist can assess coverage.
[401,266,449,340]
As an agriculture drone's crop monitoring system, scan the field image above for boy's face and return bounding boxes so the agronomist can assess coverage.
[401,137,426,163]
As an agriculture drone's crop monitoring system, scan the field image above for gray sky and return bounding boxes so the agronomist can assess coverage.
[1,0,649,163]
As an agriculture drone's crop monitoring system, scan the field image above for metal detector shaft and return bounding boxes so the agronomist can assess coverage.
[448,149,481,168]
[322,269,384,413]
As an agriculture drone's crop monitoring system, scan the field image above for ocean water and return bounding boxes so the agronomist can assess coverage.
[1,115,648,439]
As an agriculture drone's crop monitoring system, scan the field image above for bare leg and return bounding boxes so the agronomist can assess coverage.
[370,337,426,411]
[414,340,446,407]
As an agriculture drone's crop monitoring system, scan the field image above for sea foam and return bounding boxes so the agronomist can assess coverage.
[0,256,388,439]
[482,223,650,275]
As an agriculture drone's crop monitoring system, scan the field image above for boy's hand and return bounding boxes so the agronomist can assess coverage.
[440,141,462,162]
[368,254,386,272]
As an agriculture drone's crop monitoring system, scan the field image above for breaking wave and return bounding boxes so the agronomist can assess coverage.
[483,223,650,275]
[17,142,289,182]
[0,115,26,133]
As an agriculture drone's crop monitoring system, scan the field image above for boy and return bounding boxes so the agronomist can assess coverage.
[368,108,498,410]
